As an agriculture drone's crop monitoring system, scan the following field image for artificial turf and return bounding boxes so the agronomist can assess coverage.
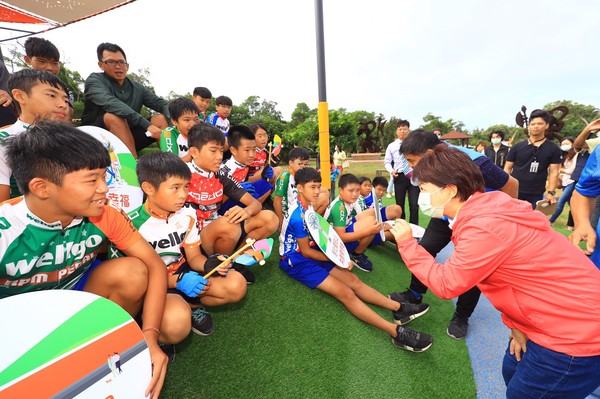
[161,234,477,399]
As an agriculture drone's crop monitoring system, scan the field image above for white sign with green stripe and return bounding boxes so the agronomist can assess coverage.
[0,290,151,398]
[305,208,351,269]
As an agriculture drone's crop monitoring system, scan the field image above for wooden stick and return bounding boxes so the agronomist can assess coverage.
[268,142,273,166]
[203,238,257,279]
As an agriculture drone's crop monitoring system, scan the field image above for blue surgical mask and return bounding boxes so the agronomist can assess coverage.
[418,186,452,219]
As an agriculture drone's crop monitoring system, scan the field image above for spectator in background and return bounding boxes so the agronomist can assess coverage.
[549,137,577,225]
[384,120,419,225]
[333,144,347,174]
[484,130,509,169]
[0,46,15,127]
[433,128,442,139]
[474,141,487,153]
[82,42,170,158]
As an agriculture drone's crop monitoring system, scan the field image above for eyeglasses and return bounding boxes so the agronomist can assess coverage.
[102,60,129,67]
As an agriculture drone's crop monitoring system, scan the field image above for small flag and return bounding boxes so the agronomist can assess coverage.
[272,134,282,156]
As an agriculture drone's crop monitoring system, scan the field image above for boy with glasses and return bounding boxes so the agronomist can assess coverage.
[82,42,170,158]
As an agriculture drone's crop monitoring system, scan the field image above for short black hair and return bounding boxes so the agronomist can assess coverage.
[96,42,127,61]
[295,167,322,185]
[215,95,232,106]
[136,152,191,189]
[338,173,360,188]
[249,123,268,134]
[169,97,200,122]
[489,130,505,140]
[358,176,371,185]
[396,119,410,128]
[4,121,110,195]
[24,37,60,61]
[372,176,388,188]
[288,147,310,162]
[228,125,255,149]
[8,68,68,96]
[188,123,225,149]
[400,129,441,156]
[530,109,551,124]
[193,87,212,99]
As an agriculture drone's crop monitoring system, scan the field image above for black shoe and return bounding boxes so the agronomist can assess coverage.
[350,252,373,272]
[393,302,430,325]
[191,306,215,336]
[159,344,176,363]
[447,315,469,340]
[392,326,433,352]
[233,262,256,285]
[388,289,422,305]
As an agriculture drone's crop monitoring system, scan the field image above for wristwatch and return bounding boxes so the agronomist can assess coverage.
[547,190,556,195]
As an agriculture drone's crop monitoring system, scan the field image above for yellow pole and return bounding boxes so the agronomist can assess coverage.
[318,102,331,189]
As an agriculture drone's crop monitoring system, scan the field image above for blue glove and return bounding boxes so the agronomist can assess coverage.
[240,181,256,195]
[176,271,208,297]
[261,166,274,179]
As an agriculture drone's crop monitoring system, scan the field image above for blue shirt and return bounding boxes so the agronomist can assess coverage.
[575,145,600,267]
[279,200,311,259]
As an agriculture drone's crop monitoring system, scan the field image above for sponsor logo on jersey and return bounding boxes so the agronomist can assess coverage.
[149,231,186,250]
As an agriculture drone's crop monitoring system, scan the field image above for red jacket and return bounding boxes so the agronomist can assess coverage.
[397,191,600,356]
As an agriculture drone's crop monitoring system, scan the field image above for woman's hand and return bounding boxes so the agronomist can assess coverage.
[389,219,413,242]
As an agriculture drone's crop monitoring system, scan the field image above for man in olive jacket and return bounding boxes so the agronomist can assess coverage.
[82,42,170,157]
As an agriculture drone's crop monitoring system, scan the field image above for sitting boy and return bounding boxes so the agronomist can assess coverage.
[324,174,386,272]
[1,121,168,397]
[185,123,278,284]
[159,97,200,162]
[0,69,70,202]
[247,123,276,204]
[205,95,232,137]
[191,86,212,121]
[111,152,247,359]
[273,147,329,228]
[279,167,433,352]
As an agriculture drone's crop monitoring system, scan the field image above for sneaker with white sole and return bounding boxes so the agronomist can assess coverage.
[191,306,215,336]
[392,326,433,352]
[388,289,423,305]
[393,302,430,325]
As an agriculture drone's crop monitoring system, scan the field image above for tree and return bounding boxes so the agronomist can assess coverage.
[229,95,287,139]
[419,113,465,134]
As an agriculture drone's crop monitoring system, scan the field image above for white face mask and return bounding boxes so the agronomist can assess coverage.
[560,145,572,152]
[418,186,452,219]
[491,138,502,145]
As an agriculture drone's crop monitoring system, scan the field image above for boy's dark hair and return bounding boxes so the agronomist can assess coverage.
[249,123,268,134]
[8,68,69,96]
[489,130,505,140]
[188,123,225,149]
[215,95,233,106]
[372,176,388,188]
[193,87,212,99]
[400,129,441,156]
[169,97,200,122]
[24,37,60,61]
[295,167,322,185]
[137,152,191,189]
[529,109,551,124]
[96,42,127,61]
[358,176,371,185]
[396,119,410,128]
[288,147,310,162]
[228,125,255,149]
[338,173,360,188]
[4,121,110,195]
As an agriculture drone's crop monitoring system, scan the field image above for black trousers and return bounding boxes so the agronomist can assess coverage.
[409,217,481,319]
[393,173,419,225]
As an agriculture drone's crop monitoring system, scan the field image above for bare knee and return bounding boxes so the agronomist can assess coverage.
[103,112,127,128]
[227,272,247,302]
[160,295,192,344]
[258,210,279,236]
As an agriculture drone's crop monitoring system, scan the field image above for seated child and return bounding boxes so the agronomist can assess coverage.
[185,123,278,284]
[247,123,276,203]
[0,69,70,202]
[273,147,329,228]
[361,175,403,241]
[191,86,211,121]
[324,174,385,273]
[111,152,247,359]
[1,121,168,397]
[279,167,433,352]
[205,95,232,137]
[160,97,200,162]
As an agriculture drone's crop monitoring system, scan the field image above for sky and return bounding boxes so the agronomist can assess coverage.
[2,0,599,131]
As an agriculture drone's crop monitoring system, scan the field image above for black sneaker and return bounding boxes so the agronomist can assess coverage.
[392,326,433,352]
[388,289,422,305]
[350,252,373,272]
[233,262,256,285]
[191,306,215,336]
[393,302,430,325]
[159,344,176,363]
[447,315,469,340]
